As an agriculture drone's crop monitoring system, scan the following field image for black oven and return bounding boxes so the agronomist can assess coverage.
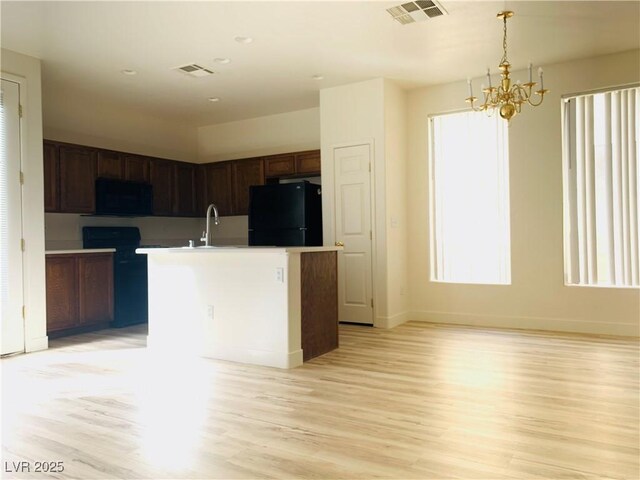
[82,227,148,327]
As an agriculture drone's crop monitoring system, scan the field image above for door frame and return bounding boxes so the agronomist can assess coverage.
[1,72,27,355]
[324,139,377,325]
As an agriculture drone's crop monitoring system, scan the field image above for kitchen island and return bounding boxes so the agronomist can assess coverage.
[136,246,340,368]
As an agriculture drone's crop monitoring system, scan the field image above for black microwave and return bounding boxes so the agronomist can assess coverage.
[95,177,153,216]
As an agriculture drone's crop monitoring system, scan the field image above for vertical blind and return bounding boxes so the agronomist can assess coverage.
[0,86,8,321]
[563,86,639,287]
[429,110,511,284]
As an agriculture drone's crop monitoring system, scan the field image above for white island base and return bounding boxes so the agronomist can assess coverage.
[137,246,339,369]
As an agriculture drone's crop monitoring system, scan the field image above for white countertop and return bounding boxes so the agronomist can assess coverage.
[136,246,341,255]
[45,248,116,255]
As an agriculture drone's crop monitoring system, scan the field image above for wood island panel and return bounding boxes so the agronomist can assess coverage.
[300,251,338,361]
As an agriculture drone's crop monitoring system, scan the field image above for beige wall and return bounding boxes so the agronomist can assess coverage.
[43,80,198,162]
[198,107,320,163]
[1,49,48,351]
[320,78,411,328]
[383,80,409,325]
[407,49,640,336]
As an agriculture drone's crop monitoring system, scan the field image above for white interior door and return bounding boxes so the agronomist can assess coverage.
[1,78,25,355]
[333,143,374,325]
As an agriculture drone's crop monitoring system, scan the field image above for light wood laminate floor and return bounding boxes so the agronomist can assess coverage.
[1,322,638,479]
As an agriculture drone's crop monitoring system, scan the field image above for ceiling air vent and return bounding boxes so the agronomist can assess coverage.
[174,63,215,78]
[387,0,447,25]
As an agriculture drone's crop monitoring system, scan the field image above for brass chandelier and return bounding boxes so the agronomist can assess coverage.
[465,11,548,121]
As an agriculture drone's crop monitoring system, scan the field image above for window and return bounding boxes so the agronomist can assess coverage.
[563,86,639,287]
[429,110,510,284]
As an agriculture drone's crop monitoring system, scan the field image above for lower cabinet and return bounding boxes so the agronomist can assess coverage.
[46,253,114,335]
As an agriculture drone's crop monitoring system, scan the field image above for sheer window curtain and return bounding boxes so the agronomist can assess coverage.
[429,111,510,285]
[563,87,639,287]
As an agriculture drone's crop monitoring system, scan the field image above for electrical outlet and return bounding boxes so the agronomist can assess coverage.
[276,267,284,283]
[207,305,214,319]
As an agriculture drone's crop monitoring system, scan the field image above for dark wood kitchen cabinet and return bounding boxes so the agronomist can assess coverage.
[123,154,150,183]
[173,162,197,216]
[264,150,321,179]
[295,150,321,175]
[264,153,296,178]
[46,252,114,335]
[43,139,317,218]
[149,158,174,216]
[78,254,114,327]
[202,161,234,216]
[232,157,264,215]
[43,141,59,212]
[96,150,124,179]
[59,145,97,213]
[45,255,78,332]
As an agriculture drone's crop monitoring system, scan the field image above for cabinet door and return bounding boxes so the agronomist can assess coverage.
[264,154,295,178]
[46,256,78,332]
[123,154,150,183]
[43,141,59,212]
[150,159,174,216]
[173,162,196,216]
[96,150,124,179]
[233,158,264,215]
[78,254,114,327]
[195,164,207,216]
[295,150,321,176]
[204,162,234,217]
[59,145,97,213]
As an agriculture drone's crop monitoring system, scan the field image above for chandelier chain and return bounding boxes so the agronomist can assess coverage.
[501,15,508,65]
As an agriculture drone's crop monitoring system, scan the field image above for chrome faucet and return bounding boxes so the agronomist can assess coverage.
[200,203,220,246]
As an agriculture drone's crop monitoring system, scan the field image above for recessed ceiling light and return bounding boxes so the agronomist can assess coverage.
[214,58,231,64]
[312,75,324,80]
[121,69,137,76]
[208,97,220,103]
[234,36,253,44]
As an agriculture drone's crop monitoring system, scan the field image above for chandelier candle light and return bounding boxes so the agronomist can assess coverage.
[465,11,548,121]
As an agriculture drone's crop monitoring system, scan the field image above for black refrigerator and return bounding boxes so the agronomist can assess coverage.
[248,181,323,246]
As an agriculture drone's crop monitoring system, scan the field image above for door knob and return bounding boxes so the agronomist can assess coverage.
[335,241,344,247]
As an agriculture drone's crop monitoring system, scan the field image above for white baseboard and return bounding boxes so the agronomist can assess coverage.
[25,335,48,352]
[410,310,639,337]
[375,311,411,329]
[148,334,303,368]
[203,344,303,369]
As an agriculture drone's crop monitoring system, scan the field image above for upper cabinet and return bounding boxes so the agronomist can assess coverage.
[42,140,319,217]
[43,141,59,212]
[264,153,296,178]
[123,154,150,183]
[295,150,321,175]
[173,162,196,217]
[59,145,97,213]
[233,157,264,215]
[202,161,234,217]
[264,150,320,179]
[96,150,124,179]
[149,158,174,216]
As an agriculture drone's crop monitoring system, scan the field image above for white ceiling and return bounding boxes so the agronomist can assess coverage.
[2,1,639,127]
